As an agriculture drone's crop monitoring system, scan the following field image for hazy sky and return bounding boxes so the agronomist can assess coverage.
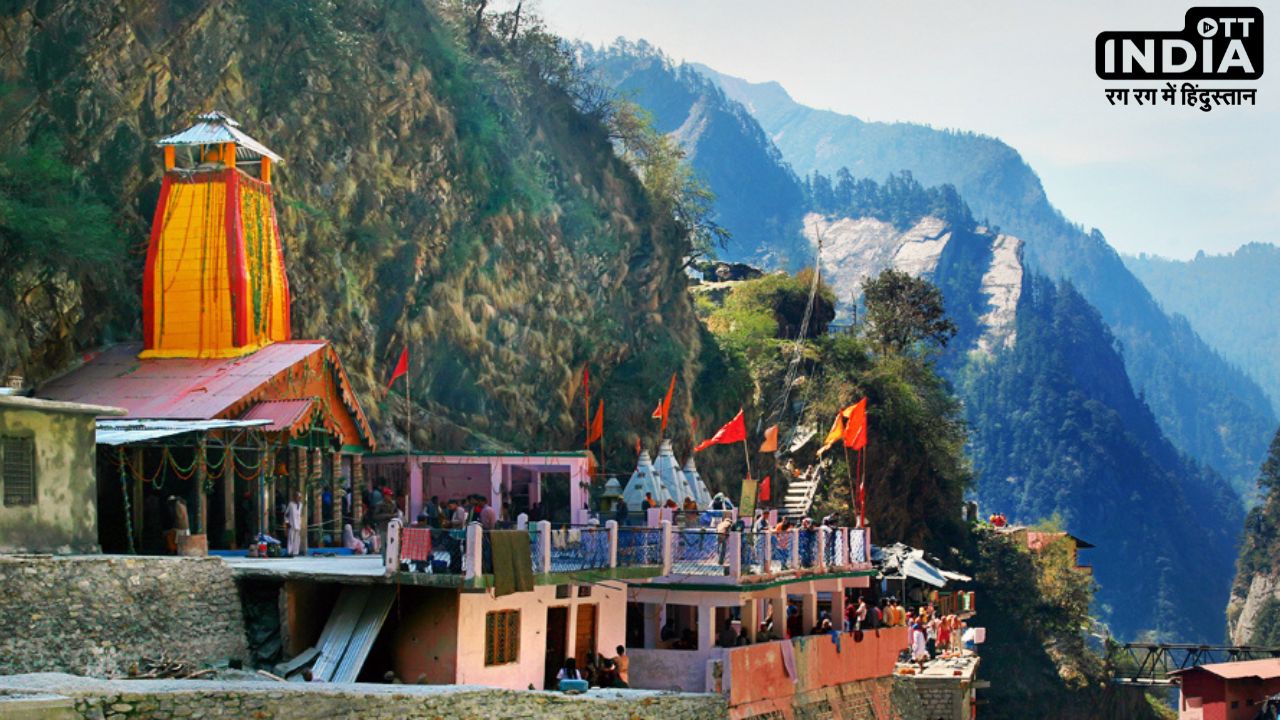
[535,0,1278,260]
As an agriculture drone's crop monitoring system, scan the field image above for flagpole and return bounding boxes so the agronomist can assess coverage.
[405,345,411,519]
[843,443,856,526]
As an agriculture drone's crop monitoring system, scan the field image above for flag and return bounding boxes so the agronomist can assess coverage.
[587,399,604,444]
[819,411,845,455]
[635,437,641,455]
[759,424,779,453]
[387,347,408,389]
[651,373,677,433]
[694,409,747,452]
[842,398,868,450]
[759,475,772,503]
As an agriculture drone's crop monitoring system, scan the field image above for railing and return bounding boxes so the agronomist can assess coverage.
[388,520,874,582]
[618,527,662,567]
[549,526,611,572]
[672,528,728,576]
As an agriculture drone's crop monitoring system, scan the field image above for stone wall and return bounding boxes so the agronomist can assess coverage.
[910,677,968,720]
[732,677,926,720]
[0,556,247,676]
[0,674,728,720]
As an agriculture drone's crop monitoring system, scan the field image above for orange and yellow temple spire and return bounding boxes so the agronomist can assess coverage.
[141,111,291,359]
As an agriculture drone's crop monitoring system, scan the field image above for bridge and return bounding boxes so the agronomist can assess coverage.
[1106,642,1280,686]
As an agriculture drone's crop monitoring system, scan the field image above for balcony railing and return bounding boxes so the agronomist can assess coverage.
[387,520,874,583]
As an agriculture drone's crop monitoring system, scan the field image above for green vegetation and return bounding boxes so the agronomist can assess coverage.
[806,169,974,232]
[861,268,957,355]
[1231,428,1280,640]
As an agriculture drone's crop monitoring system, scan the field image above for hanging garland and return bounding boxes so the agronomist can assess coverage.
[117,448,136,554]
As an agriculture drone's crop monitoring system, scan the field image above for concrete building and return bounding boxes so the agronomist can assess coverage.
[0,395,124,553]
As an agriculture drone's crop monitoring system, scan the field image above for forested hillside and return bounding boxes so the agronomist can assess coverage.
[1126,244,1280,420]
[579,41,809,268]
[0,0,706,464]
[1229,430,1280,645]
[698,64,1276,498]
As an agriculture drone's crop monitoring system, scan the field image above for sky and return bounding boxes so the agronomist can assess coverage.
[534,0,1279,260]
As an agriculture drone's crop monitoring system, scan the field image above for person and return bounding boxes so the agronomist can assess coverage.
[556,658,582,686]
[844,596,857,632]
[360,523,380,554]
[426,496,442,528]
[786,604,802,639]
[752,510,767,533]
[342,524,365,555]
[710,493,725,511]
[663,498,678,510]
[500,502,512,528]
[660,617,679,645]
[718,619,737,648]
[450,498,468,528]
[614,498,628,525]
[675,629,696,650]
[581,652,599,686]
[855,596,868,631]
[911,621,930,668]
[167,495,191,554]
[477,496,498,530]
[613,646,629,686]
[529,501,543,522]
[412,512,430,528]
[643,492,657,511]
[716,515,734,564]
[597,657,620,687]
[285,492,303,557]
[937,614,953,655]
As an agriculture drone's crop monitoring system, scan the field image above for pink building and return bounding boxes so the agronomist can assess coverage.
[1171,659,1280,720]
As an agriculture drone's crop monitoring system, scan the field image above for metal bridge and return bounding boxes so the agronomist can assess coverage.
[1107,642,1280,686]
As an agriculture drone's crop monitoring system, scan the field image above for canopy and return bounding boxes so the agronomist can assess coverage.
[95,419,269,446]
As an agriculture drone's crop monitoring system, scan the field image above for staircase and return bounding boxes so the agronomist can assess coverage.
[782,465,822,519]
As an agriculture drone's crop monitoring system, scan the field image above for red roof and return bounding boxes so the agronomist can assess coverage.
[1170,659,1280,681]
[1026,531,1095,551]
[39,342,327,420]
[240,399,316,436]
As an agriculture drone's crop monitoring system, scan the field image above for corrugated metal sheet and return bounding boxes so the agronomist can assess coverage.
[1169,658,1280,680]
[310,586,369,682]
[95,419,270,446]
[39,342,327,420]
[240,399,315,434]
[156,111,283,163]
[331,586,395,683]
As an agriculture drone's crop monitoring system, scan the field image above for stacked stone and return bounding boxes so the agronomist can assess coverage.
[0,556,248,676]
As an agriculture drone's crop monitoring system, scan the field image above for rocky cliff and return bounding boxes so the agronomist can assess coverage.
[1228,430,1280,646]
[0,0,704,460]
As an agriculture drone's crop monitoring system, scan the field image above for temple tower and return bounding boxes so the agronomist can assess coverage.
[141,111,291,358]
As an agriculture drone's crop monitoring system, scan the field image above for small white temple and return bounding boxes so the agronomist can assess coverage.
[683,454,713,507]
[622,450,666,509]
[653,439,696,505]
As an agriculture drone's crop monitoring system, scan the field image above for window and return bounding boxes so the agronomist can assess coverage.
[1,436,35,507]
[577,585,592,598]
[484,610,520,666]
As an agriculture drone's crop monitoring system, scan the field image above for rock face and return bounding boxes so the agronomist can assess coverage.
[1229,574,1280,645]
[0,556,248,676]
[802,212,1022,356]
[0,0,704,458]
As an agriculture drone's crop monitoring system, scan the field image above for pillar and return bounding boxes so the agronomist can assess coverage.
[294,446,309,553]
[130,447,144,553]
[464,522,483,580]
[352,454,365,528]
[195,438,208,535]
[801,584,818,634]
[836,578,849,632]
[538,520,552,574]
[643,602,662,649]
[260,446,273,538]
[310,448,323,547]
[770,584,788,638]
[742,594,759,643]
[330,451,342,536]
[660,520,673,575]
[606,519,619,568]
[697,603,715,651]
[222,446,236,548]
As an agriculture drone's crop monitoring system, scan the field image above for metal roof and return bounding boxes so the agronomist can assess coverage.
[39,341,328,420]
[240,399,316,435]
[1169,658,1280,680]
[156,111,283,163]
[96,418,270,446]
[0,394,126,417]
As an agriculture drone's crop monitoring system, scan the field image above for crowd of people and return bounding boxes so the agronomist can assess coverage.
[555,646,630,690]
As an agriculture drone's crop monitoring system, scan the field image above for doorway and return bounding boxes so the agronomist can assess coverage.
[574,603,598,667]
[544,606,569,689]
[541,473,571,525]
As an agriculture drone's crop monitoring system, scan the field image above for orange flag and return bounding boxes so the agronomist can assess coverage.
[652,373,676,433]
[819,412,846,455]
[759,424,779,453]
[842,398,868,450]
[587,399,604,444]
[387,347,408,389]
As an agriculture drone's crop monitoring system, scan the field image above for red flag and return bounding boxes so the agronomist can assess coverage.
[842,398,867,450]
[759,424,779,453]
[387,347,408,388]
[587,399,604,444]
[759,475,772,503]
[635,437,642,455]
[694,409,747,452]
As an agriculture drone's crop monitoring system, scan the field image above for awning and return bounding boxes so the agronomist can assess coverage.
[96,419,270,446]
[240,399,316,436]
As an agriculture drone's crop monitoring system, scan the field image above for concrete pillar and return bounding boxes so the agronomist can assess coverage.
[742,594,759,643]
[816,527,827,571]
[770,584,788,638]
[643,601,662,649]
[222,446,236,548]
[566,601,580,662]
[351,454,365,528]
[330,451,341,536]
[728,531,742,578]
[195,437,208,535]
[538,520,552,574]
[660,520,673,575]
[310,448,323,548]
[697,603,715,651]
[516,513,529,530]
[293,447,308,552]
[259,446,273,538]
[464,522,483,580]
[384,518,402,574]
[763,528,773,574]
[801,584,818,634]
[789,528,800,569]
[836,578,849,631]
[606,519,619,568]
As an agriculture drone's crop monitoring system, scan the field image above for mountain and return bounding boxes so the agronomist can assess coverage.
[1228,429,1280,645]
[1126,244,1280,418]
[798,171,1241,640]
[696,64,1276,499]
[578,41,809,268]
[0,0,705,463]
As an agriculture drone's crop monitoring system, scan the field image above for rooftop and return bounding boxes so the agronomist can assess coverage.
[0,394,126,417]
[1170,658,1280,681]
